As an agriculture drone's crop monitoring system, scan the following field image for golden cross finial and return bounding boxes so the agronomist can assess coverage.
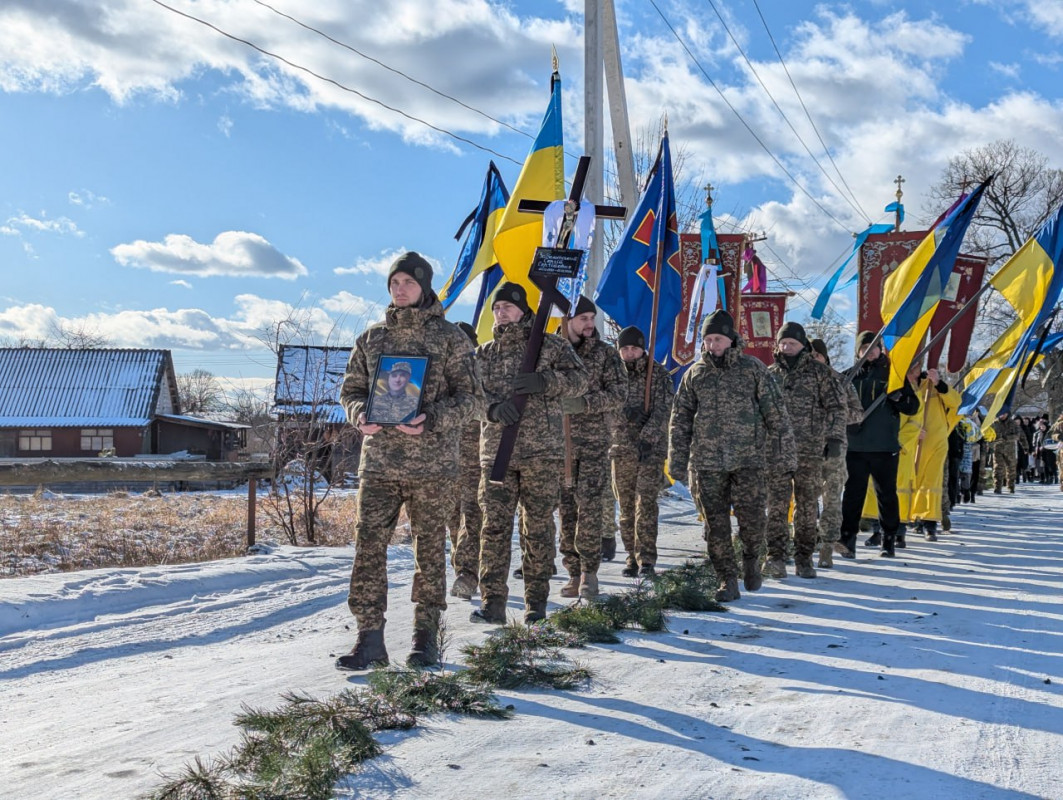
[895,174,905,202]
[704,182,715,207]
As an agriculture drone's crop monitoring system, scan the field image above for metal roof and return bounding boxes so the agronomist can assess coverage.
[0,348,176,427]
[272,344,350,422]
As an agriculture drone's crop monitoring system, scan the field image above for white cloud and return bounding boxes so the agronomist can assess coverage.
[3,212,83,237]
[990,61,1021,79]
[111,231,308,279]
[319,290,383,321]
[170,279,193,289]
[68,189,109,208]
[218,114,233,137]
[1024,0,1063,37]
[333,247,442,279]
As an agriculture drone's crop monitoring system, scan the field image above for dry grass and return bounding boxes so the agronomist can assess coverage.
[0,491,365,578]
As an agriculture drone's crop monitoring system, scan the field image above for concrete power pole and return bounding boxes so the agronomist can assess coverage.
[603,0,636,214]
[584,0,605,311]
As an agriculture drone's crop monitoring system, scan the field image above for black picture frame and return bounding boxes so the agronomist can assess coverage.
[365,354,430,426]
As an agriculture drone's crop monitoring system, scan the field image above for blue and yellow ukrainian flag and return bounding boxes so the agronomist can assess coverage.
[879,179,988,392]
[962,203,1063,429]
[492,69,565,312]
[439,162,509,312]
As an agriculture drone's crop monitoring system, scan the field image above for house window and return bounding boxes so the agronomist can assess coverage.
[81,428,115,451]
[19,429,52,451]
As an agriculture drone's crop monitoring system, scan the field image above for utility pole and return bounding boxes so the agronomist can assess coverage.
[603,0,636,213]
[584,0,605,320]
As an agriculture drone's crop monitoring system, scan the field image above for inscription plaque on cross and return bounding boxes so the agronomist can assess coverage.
[489,155,627,484]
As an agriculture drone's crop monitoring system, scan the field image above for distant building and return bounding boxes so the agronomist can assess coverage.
[0,348,247,460]
[271,344,360,482]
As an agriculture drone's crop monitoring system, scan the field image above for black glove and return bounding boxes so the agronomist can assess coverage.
[637,440,654,463]
[487,400,521,426]
[512,372,547,395]
[824,438,843,459]
[624,406,650,425]
[561,396,587,415]
[936,379,950,394]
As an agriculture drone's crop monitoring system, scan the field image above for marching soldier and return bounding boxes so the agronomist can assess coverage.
[337,252,483,670]
[472,283,588,625]
[558,297,628,599]
[448,322,485,599]
[669,309,795,602]
[610,325,673,577]
[765,323,846,579]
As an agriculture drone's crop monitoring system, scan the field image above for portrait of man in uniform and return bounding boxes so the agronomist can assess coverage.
[366,356,429,425]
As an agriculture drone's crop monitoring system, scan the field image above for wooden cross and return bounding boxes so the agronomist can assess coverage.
[489,155,627,484]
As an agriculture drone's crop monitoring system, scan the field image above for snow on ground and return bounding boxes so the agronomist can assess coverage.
[1,486,1062,799]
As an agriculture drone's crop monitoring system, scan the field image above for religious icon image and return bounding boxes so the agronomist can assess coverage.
[365,355,430,426]
[750,310,772,339]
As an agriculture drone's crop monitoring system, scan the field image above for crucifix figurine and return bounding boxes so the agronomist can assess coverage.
[489,155,627,484]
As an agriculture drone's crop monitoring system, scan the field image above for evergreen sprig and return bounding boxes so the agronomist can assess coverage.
[461,622,593,689]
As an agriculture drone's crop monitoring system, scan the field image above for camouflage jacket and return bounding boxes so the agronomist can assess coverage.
[566,335,628,455]
[767,350,847,459]
[476,315,588,468]
[339,298,484,478]
[992,416,1025,449]
[459,418,480,473]
[669,344,795,474]
[610,355,674,459]
[834,367,864,426]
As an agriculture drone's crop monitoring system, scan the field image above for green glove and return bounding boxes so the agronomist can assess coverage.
[512,372,547,395]
[562,396,587,414]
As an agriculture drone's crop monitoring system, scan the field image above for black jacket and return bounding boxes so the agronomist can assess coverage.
[846,355,920,453]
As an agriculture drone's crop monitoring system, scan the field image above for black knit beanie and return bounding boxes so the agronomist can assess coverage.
[617,325,646,350]
[777,321,809,349]
[809,338,830,365]
[456,321,478,346]
[493,281,531,315]
[855,330,877,354]
[572,295,597,317]
[387,252,434,299]
[701,309,737,341]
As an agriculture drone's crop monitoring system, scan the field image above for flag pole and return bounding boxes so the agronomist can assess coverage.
[643,131,668,413]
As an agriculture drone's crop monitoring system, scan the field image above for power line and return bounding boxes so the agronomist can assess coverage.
[701,0,870,223]
[147,0,524,166]
[645,0,853,235]
[248,0,535,143]
[750,0,870,220]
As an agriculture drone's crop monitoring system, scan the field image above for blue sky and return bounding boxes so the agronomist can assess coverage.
[2,0,1062,390]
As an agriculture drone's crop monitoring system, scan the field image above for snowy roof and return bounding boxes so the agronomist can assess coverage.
[272,345,350,424]
[155,413,250,431]
[0,348,177,427]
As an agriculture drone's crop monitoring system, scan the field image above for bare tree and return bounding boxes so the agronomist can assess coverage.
[802,308,851,367]
[177,369,224,415]
[46,320,111,348]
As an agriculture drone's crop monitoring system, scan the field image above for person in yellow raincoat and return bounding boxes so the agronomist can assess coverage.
[863,366,960,545]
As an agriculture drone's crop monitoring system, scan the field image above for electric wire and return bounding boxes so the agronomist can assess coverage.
[247,0,535,143]
[645,0,853,235]
[148,0,524,166]
[751,0,870,221]
[701,0,870,223]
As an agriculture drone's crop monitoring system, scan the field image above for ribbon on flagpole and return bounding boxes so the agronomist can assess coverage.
[811,222,893,319]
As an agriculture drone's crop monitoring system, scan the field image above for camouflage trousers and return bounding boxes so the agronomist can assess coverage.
[766,458,823,561]
[479,460,562,607]
[347,474,448,632]
[694,467,766,582]
[559,455,609,575]
[994,444,1017,490]
[612,453,665,567]
[447,458,484,580]
[818,454,847,545]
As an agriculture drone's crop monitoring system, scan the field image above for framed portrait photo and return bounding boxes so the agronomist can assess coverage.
[366,354,430,426]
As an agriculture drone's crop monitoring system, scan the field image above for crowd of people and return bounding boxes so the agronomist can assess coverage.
[333,251,1061,671]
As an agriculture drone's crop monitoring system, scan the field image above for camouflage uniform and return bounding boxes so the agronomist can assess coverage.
[339,299,483,631]
[370,390,420,425]
[447,420,484,580]
[559,336,627,576]
[476,316,588,611]
[992,416,1023,491]
[766,350,846,565]
[669,343,795,586]
[820,371,862,545]
[610,355,674,569]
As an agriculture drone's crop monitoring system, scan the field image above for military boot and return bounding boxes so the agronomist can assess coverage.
[638,564,656,578]
[880,533,896,558]
[794,557,817,579]
[742,557,762,591]
[579,572,599,600]
[523,600,548,624]
[715,575,741,602]
[406,626,439,669]
[895,528,907,549]
[818,543,834,569]
[336,629,389,672]
[449,573,478,599]
[621,556,638,578]
[601,537,617,561]
[470,597,507,624]
[865,531,881,547]
[763,557,787,579]
[560,573,581,598]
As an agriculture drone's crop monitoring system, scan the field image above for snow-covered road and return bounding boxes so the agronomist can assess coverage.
[2,486,1061,799]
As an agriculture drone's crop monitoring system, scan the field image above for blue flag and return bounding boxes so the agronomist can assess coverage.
[595,133,683,374]
[439,162,510,311]
[811,221,893,320]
